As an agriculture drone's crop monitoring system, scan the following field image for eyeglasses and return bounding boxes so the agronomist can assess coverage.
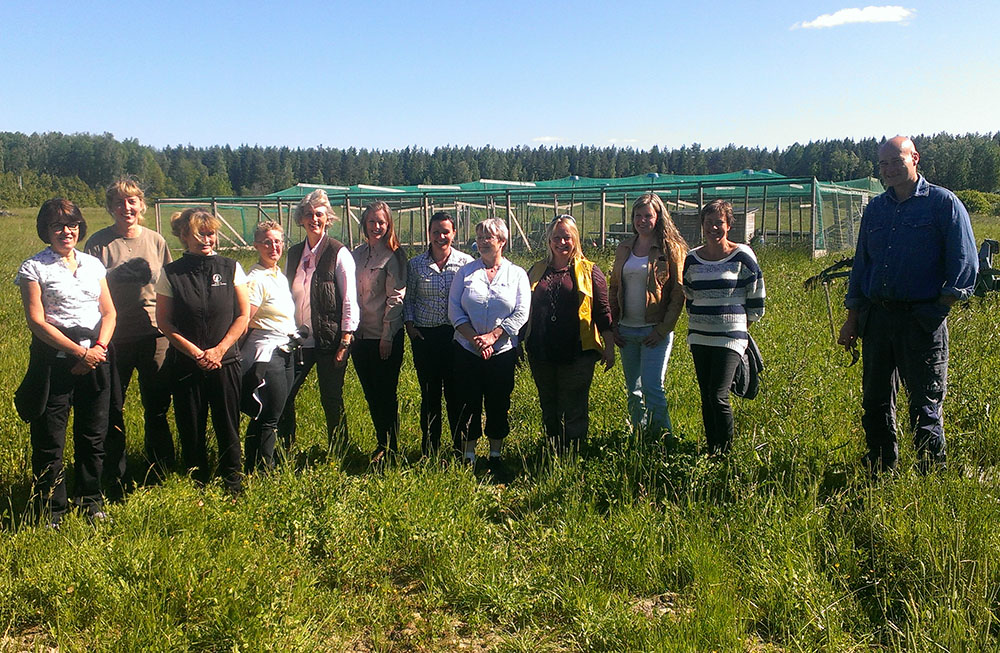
[255,239,283,247]
[50,222,81,231]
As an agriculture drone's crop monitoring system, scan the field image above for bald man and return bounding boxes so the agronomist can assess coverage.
[838,136,977,475]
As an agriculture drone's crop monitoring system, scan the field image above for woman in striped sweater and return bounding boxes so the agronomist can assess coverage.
[683,199,765,455]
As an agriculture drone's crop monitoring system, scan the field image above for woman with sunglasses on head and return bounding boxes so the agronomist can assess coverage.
[525,215,614,454]
[608,192,687,440]
[15,199,117,526]
[404,211,473,458]
[352,201,408,464]
[240,220,297,473]
[280,189,359,454]
[155,208,249,495]
[448,218,530,469]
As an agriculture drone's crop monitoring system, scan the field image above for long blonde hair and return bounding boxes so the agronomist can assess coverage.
[545,214,585,266]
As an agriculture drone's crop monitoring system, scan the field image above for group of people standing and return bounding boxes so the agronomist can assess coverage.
[16,178,768,527]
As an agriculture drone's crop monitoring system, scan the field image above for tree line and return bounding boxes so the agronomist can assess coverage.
[1,131,998,208]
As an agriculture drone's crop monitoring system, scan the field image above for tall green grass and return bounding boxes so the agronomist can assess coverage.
[2,207,999,651]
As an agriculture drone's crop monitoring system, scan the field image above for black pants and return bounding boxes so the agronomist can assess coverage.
[30,358,109,518]
[528,352,598,449]
[352,330,404,452]
[104,335,174,494]
[861,305,949,470]
[172,359,242,492]
[453,344,517,444]
[279,347,348,450]
[690,344,742,455]
[244,349,294,473]
[410,325,462,455]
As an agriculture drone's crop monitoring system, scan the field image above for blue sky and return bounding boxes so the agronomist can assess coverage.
[1,1,996,151]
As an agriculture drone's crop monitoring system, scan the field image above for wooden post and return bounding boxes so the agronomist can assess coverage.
[599,189,607,248]
[345,196,354,248]
[505,190,513,244]
[423,195,430,247]
[761,185,768,241]
[155,201,161,234]
[409,201,415,248]
[775,192,782,244]
[697,184,704,214]
[744,186,750,238]
[810,178,819,255]
[798,198,803,243]
[832,189,842,251]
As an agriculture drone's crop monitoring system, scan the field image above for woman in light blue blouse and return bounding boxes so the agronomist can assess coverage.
[404,211,473,457]
[448,218,530,468]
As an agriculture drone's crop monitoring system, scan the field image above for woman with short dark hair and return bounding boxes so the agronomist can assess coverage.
[404,211,473,457]
[683,199,765,455]
[16,198,116,526]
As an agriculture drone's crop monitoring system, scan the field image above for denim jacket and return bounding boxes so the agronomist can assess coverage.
[845,175,977,314]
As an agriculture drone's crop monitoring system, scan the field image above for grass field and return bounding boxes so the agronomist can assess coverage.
[2,207,1000,651]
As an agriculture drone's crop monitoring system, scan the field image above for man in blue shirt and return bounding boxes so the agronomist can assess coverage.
[838,136,978,475]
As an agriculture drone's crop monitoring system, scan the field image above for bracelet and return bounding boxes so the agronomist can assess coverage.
[95,341,108,351]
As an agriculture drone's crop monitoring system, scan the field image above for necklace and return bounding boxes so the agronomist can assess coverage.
[545,266,569,322]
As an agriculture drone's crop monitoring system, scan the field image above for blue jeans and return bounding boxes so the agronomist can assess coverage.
[618,325,674,435]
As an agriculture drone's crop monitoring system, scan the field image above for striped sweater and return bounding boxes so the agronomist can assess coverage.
[683,244,765,354]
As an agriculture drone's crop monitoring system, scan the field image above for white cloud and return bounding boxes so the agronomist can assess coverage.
[791,5,914,29]
[532,136,562,143]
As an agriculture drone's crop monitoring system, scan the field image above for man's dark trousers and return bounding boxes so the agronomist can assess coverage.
[861,303,948,471]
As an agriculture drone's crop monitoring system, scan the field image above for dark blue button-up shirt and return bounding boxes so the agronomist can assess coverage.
[845,175,977,311]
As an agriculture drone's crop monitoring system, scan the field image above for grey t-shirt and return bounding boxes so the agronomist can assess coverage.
[85,225,172,341]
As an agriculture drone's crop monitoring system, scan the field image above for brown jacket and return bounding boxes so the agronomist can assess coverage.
[608,235,684,337]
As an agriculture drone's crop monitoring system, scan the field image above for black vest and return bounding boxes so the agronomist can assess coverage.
[285,237,345,350]
[164,253,240,363]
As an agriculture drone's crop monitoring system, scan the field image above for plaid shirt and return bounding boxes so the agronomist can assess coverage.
[404,248,474,327]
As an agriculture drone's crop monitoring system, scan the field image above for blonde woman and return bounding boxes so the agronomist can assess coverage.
[240,220,296,472]
[155,208,249,494]
[608,193,687,438]
[525,215,614,453]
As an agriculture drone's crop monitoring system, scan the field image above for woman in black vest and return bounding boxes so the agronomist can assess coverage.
[280,190,359,453]
[155,208,249,494]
